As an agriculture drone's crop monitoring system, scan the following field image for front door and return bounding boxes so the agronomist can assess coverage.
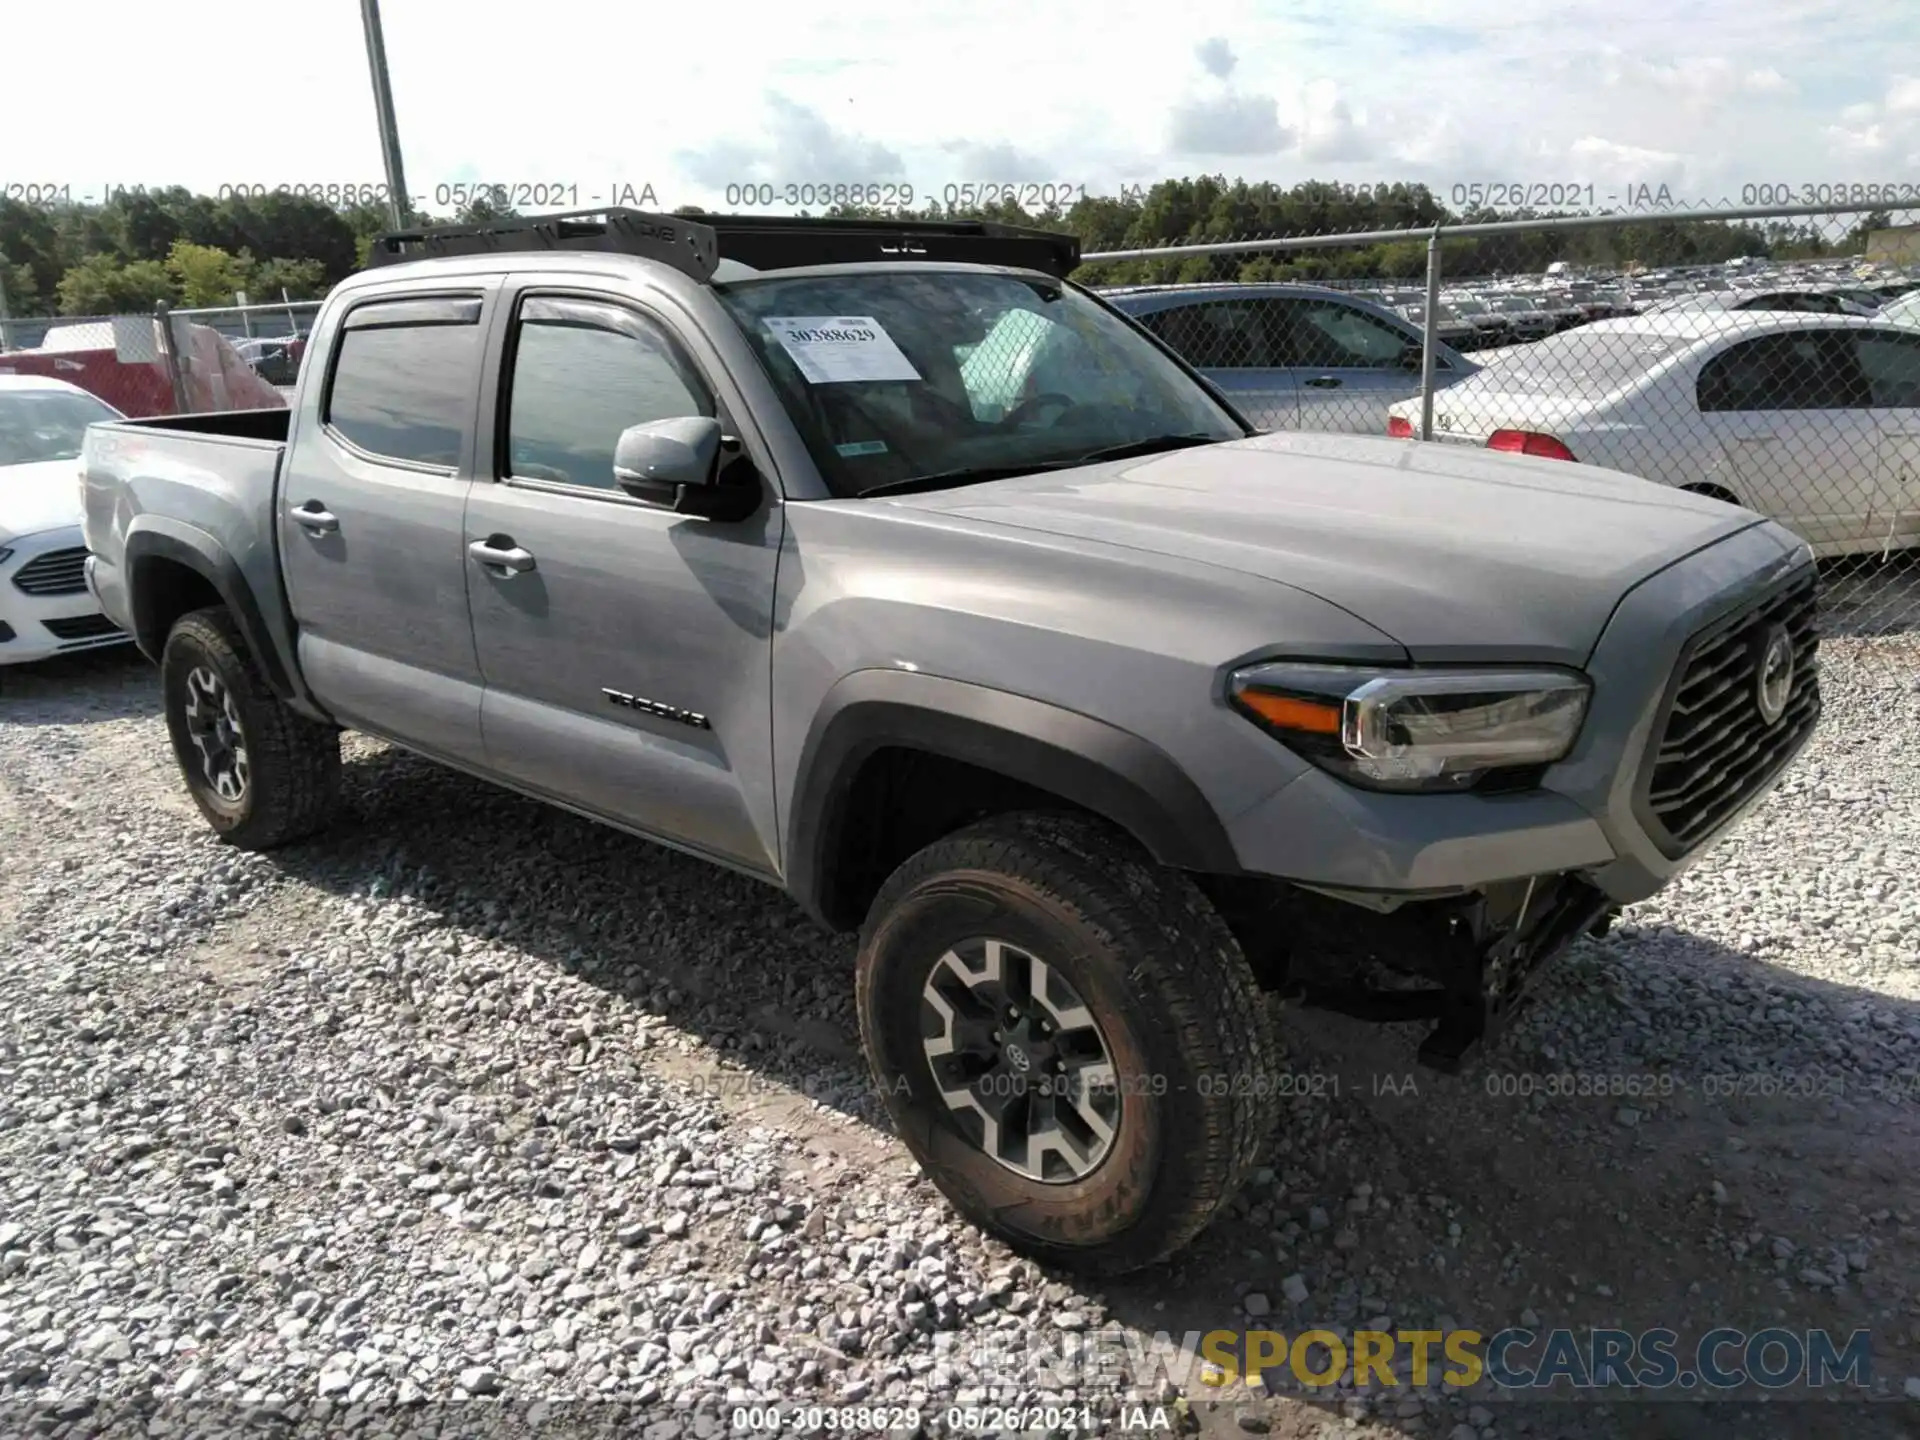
[277,288,494,764]
[1274,296,1438,434]
[463,288,784,875]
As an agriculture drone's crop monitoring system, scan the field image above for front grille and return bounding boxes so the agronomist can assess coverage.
[11,546,90,597]
[43,613,123,643]
[1636,571,1821,857]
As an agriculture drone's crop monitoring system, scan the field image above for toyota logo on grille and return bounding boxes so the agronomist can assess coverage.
[1753,625,1794,727]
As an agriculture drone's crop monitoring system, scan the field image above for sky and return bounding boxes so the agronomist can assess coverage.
[7,0,1919,219]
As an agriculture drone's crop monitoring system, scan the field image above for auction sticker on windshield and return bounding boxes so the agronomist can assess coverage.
[763,316,922,384]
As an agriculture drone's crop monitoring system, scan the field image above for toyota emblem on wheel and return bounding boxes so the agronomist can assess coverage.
[1754,625,1794,726]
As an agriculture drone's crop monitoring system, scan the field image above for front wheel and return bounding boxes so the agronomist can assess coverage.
[161,607,341,850]
[855,813,1278,1276]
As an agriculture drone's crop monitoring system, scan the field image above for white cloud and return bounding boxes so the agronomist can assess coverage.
[1567,137,1690,186]
[1824,73,1920,169]
[1294,81,1371,163]
[1600,52,1800,111]
[1195,37,1238,81]
[0,0,1913,216]
[678,95,906,189]
[1167,93,1295,157]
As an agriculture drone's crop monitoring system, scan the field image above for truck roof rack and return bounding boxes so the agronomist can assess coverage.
[365,208,1082,281]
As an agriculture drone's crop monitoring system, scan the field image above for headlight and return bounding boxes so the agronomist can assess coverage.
[0,547,12,567]
[1228,662,1591,793]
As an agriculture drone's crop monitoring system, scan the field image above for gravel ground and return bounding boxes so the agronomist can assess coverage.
[1,630,1918,1440]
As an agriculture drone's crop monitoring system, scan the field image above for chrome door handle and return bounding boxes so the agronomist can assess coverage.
[290,501,339,534]
[468,538,536,576]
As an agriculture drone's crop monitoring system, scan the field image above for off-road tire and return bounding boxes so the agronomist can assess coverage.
[855,811,1279,1276]
[161,607,340,850]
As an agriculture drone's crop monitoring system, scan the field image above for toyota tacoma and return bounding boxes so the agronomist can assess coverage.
[80,208,1821,1275]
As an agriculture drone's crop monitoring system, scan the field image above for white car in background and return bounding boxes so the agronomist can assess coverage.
[1385,312,1920,558]
[0,376,132,665]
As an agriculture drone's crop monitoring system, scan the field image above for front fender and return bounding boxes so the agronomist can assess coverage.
[785,668,1241,929]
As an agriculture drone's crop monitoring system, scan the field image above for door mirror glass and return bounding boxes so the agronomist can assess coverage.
[613,415,722,492]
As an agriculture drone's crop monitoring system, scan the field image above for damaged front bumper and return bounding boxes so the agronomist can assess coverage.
[1207,872,1617,1074]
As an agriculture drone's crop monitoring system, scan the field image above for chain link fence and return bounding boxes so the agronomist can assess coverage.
[1083,202,1920,655]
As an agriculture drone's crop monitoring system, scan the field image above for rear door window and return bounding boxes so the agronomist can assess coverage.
[1852,331,1920,408]
[1696,332,1866,412]
[325,297,484,466]
[1137,301,1285,369]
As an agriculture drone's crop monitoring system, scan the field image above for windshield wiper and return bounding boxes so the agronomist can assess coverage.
[855,434,1224,499]
[857,465,1051,498]
[1060,432,1221,465]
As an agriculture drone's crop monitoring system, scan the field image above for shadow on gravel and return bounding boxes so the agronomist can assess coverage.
[0,645,155,724]
[256,744,1919,1439]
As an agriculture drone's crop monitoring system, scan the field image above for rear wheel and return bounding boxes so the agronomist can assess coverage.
[161,607,340,849]
[855,812,1278,1276]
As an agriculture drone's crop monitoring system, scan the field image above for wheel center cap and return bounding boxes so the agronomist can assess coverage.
[997,1017,1054,1075]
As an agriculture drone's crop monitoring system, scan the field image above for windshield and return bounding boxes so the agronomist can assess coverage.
[1450,298,1491,316]
[1477,332,1689,395]
[714,270,1244,497]
[1494,298,1537,313]
[0,388,120,467]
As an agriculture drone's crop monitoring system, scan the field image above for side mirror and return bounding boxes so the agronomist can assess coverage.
[614,415,722,491]
[1398,343,1425,371]
[612,415,758,522]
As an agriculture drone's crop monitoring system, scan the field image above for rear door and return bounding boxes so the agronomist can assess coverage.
[1133,300,1299,431]
[1694,329,1886,552]
[462,285,784,876]
[1272,297,1440,433]
[278,288,493,763]
[1852,328,1920,554]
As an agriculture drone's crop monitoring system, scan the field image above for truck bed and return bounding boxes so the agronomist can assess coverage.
[106,408,292,442]
[80,410,303,695]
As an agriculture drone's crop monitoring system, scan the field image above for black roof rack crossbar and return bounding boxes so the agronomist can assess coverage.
[367,208,722,281]
[365,208,1081,280]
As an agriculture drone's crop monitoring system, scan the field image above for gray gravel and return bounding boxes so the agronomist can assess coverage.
[1,636,1917,1439]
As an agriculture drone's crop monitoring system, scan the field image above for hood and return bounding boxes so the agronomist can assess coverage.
[886,432,1768,664]
[0,457,84,543]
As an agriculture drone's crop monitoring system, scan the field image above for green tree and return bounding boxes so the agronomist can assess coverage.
[55,254,176,314]
[248,256,327,302]
[166,240,251,306]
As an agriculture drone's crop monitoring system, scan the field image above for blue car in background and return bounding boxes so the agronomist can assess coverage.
[1100,283,1478,433]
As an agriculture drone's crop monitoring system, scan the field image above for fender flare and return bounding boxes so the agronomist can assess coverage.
[123,521,302,704]
[785,669,1242,929]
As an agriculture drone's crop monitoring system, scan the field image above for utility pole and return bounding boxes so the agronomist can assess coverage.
[359,0,410,231]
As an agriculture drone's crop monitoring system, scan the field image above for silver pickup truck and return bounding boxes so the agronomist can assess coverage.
[81,208,1821,1275]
